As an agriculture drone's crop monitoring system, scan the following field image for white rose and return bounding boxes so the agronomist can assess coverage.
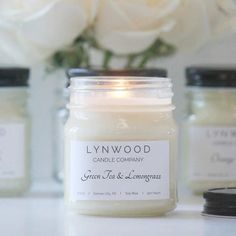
[161,0,212,51]
[94,0,180,55]
[164,0,236,47]
[0,0,99,65]
[94,0,213,55]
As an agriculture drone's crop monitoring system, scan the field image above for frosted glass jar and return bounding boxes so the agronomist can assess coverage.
[65,73,177,217]
[184,67,236,194]
[55,69,168,183]
[0,68,30,195]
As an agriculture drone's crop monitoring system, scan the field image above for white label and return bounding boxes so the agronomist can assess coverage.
[69,140,170,201]
[188,126,236,180]
[0,124,25,178]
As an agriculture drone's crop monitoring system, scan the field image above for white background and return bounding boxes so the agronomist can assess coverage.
[29,35,236,181]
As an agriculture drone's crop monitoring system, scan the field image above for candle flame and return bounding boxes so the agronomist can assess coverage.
[113,79,130,98]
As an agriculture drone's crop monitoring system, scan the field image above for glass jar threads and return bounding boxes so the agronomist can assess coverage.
[65,72,177,216]
[184,67,236,194]
[0,68,30,195]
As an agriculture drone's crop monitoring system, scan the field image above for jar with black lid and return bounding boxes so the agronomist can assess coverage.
[0,68,30,195]
[184,66,236,194]
[65,68,177,216]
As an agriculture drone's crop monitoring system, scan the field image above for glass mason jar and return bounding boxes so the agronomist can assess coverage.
[54,69,168,183]
[0,68,30,195]
[64,73,177,217]
[184,67,236,194]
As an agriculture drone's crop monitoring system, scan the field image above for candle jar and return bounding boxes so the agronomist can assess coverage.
[184,67,236,194]
[0,68,30,196]
[54,69,168,183]
[65,73,177,216]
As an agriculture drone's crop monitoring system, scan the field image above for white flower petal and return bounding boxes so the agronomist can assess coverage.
[0,0,100,65]
[119,0,180,27]
[217,0,236,14]
[97,20,175,54]
[161,0,211,50]
[95,0,178,54]
[0,24,32,65]
[83,0,100,24]
[19,0,87,49]
[204,0,236,38]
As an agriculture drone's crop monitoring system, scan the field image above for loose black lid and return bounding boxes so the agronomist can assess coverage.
[0,68,30,87]
[67,68,167,78]
[186,66,236,87]
[203,188,236,217]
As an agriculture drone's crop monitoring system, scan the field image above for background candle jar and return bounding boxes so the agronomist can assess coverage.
[54,68,95,183]
[0,68,30,196]
[65,73,177,217]
[184,67,236,194]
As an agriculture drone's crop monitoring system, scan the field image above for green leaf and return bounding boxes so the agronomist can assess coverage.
[102,51,113,69]
[49,30,176,71]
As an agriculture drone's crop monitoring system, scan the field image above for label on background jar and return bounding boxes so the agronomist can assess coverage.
[0,124,25,178]
[69,140,170,201]
[188,126,236,180]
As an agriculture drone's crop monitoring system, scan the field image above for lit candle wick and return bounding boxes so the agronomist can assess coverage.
[113,79,130,98]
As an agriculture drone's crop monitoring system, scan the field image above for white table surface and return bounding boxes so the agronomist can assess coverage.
[0,182,235,236]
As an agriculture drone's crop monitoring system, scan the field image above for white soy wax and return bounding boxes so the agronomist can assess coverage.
[184,67,236,194]
[65,75,177,216]
[0,68,30,196]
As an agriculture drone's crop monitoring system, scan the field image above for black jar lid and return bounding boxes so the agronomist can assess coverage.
[203,188,236,217]
[186,66,236,87]
[67,68,167,78]
[0,68,30,87]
